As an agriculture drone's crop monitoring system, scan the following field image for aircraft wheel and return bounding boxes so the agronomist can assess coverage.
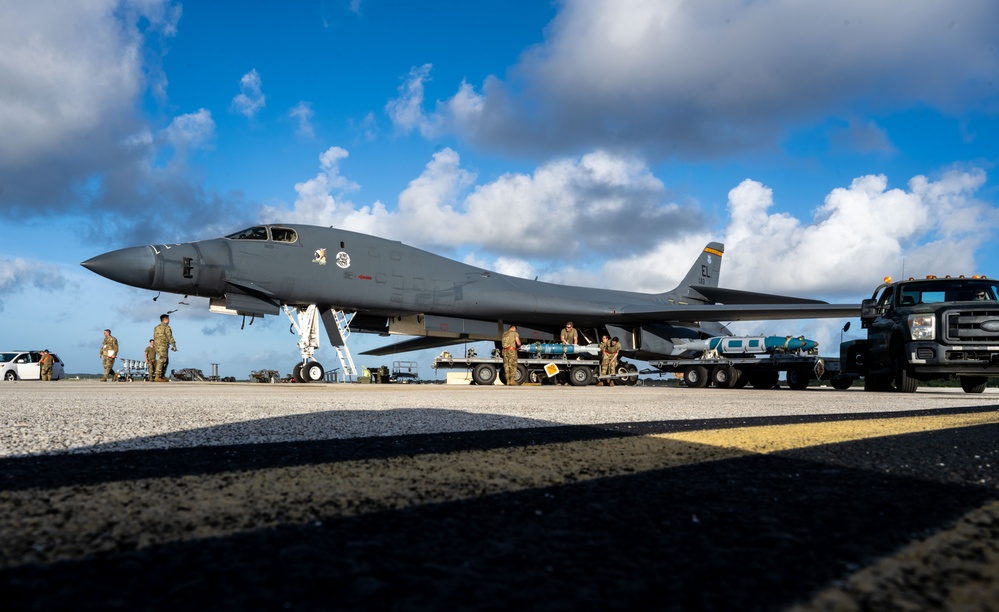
[292,363,305,383]
[960,376,987,394]
[711,365,739,388]
[472,364,498,385]
[683,365,708,388]
[786,368,811,390]
[303,361,325,383]
[568,365,594,386]
[515,364,529,385]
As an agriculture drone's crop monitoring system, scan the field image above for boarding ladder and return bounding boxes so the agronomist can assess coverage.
[332,309,358,379]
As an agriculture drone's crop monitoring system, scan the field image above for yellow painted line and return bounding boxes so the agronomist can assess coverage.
[654,411,999,454]
[704,247,724,257]
[2,410,998,569]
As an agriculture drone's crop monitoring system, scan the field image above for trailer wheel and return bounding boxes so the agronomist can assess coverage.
[961,376,987,394]
[569,365,594,386]
[514,365,529,385]
[733,369,749,388]
[786,368,810,390]
[684,365,708,388]
[711,365,740,388]
[472,364,498,385]
[529,368,545,384]
[616,362,639,386]
[749,371,779,389]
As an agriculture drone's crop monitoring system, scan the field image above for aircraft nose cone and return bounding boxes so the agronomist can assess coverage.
[81,246,157,289]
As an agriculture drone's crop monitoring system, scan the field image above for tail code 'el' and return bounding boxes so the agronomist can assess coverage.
[679,242,723,291]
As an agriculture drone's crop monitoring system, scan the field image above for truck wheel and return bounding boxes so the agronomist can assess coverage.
[786,368,810,390]
[684,365,708,388]
[568,365,594,386]
[960,376,988,394]
[472,364,498,385]
[831,376,852,390]
[893,357,917,393]
[711,365,739,388]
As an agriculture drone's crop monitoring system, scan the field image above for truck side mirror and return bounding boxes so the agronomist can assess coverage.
[861,298,879,319]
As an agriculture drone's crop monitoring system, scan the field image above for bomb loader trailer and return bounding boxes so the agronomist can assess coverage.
[432,343,639,386]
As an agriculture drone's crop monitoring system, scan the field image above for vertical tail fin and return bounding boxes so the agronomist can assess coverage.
[674,242,723,301]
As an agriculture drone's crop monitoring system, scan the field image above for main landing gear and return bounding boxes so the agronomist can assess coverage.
[282,305,357,383]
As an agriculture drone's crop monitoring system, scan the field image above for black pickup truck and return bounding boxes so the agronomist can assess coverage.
[842,275,999,393]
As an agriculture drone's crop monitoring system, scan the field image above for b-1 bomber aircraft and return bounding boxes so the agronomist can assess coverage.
[82,223,858,382]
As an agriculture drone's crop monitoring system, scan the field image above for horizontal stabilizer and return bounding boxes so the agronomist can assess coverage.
[694,286,828,305]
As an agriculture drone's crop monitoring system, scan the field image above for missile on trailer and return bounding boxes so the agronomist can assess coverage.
[520,343,601,356]
[670,335,818,357]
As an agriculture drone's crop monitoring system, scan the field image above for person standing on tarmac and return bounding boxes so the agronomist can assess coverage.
[153,315,177,382]
[501,324,522,385]
[39,349,54,381]
[144,339,157,382]
[600,337,621,387]
[99,329,118,382]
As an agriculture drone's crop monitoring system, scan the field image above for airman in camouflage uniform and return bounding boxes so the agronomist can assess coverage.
[153,314,177,381]
[144,339,157,382]
[39,350,54,381]
[501,324,522,385]
[599,337,621,387]
[99,329,118,382]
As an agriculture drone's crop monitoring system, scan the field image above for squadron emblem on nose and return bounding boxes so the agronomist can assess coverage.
[312,248,327,265]
[335,251,351,269]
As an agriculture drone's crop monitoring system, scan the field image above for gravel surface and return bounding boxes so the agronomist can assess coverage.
[1,381,998,610]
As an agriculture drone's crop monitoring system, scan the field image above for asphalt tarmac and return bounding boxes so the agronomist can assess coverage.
[1,381,998,610]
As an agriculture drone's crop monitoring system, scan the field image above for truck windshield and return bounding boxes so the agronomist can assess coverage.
[898,280,999,304]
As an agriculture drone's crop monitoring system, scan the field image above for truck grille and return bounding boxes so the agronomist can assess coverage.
[944,309,999,343]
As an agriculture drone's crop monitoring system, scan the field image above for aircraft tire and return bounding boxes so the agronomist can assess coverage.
[683,365,708,388]
[960,376,987,394]
[472,364,498,386]
[292,363,305,383]
[711,365,739,388]
[303,361,325,383]
[568,365,594,386]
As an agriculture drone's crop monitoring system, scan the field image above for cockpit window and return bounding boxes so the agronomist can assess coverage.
[225,226,269,240]
[270,227,298,243]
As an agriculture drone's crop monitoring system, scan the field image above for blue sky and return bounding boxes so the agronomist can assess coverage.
[1,0,998,380]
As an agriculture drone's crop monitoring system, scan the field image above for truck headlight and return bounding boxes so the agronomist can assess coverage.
[908,314,936,341]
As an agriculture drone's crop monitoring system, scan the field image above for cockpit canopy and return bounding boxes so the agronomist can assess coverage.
[225,226,298,243]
